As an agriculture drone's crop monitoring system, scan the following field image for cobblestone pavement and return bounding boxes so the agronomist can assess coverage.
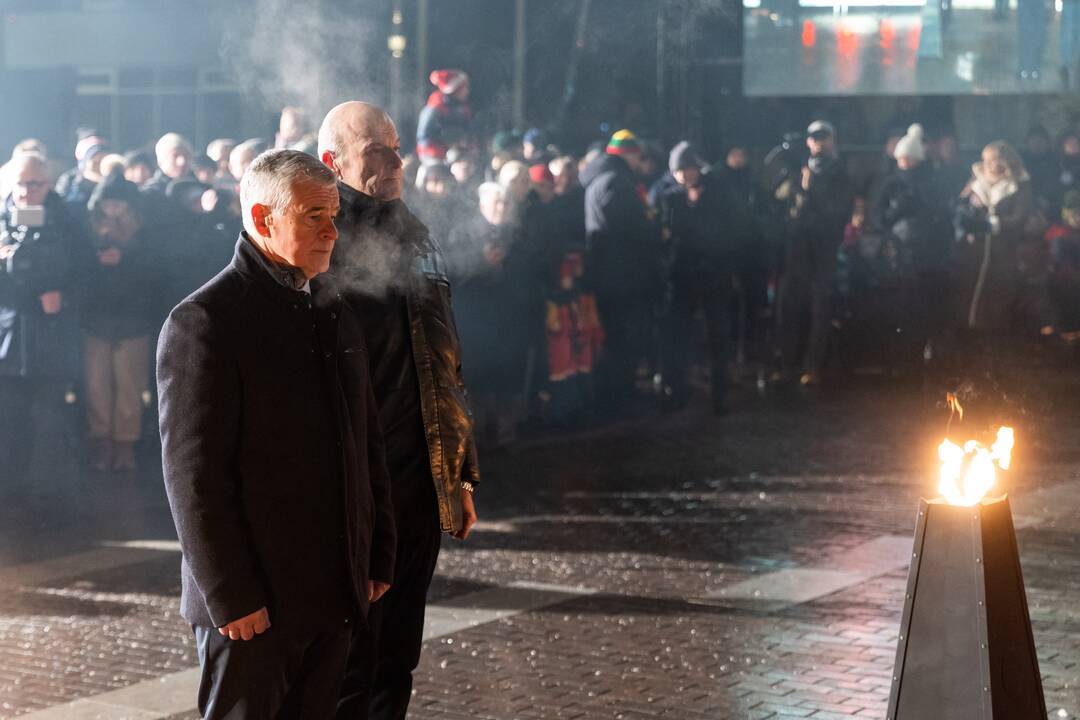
[3,374,1080,719]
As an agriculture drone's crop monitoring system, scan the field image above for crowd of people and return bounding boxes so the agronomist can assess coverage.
[3,69,1080,498]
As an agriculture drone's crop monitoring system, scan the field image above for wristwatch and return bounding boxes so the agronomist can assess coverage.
[461,481,475,494]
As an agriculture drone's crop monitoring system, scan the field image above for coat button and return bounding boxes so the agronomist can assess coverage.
[330,312,337,319]
[325,352,332,358]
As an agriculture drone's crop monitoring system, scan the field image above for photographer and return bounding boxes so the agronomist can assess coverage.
[773,120,854,386]
[82,175,167,472]
[0,153,88,497]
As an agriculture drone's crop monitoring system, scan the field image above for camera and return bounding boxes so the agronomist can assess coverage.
[10,205,45,228]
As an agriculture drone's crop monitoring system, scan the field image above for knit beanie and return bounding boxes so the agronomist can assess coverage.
[429,69,469,95]
[528,163,554,184]
[894,124,926,163]
[668,141,704,174]
[88,174,142,216]
[606,129,643,156]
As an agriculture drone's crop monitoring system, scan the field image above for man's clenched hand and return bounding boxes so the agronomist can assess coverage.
[453,490,477,540]
[369,580,391,603]
[217,607,271,641]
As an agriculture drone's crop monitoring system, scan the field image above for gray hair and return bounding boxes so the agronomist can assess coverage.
[155,132,193,159]
[239,149,337,233]
[477,181,506,204]
[231,138,269,166]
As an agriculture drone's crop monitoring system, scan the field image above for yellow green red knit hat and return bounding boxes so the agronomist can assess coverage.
[606,129,643,156]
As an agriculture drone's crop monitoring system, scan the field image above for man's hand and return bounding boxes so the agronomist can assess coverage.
[368,580,391,603]
[97,247,123,266]
[453,489,477,540]
[217,607,271,641]
[0,245,16,261]
[40,291,62,315]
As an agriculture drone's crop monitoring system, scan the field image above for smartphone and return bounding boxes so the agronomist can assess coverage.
[11,205,45,228]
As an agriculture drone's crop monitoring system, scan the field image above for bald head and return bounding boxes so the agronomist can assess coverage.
[318,101,403,201]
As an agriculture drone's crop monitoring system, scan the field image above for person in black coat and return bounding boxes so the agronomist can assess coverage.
[0,153,90,497]
[157,150,396,720]
[658,142,738,414]
[774,120,854,385]
[868,124,953,369]
[319,101,479,720]
[581,130,662,411]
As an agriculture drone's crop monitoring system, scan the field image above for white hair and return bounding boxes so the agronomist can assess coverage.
[155,132,193,159]
[477,181,506,205]
[239,149,337,235]
[498,160,528,188]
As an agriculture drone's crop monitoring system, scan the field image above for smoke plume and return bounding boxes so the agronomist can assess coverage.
[221,0,382,122]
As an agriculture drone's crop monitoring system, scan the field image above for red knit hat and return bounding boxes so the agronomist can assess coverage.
[429,69,469,95]
[528,163,554,185]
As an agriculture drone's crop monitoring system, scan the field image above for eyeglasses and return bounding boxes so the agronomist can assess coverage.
[15,180,48,191]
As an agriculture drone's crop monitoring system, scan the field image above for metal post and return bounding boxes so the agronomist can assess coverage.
[513,0,527,128]
[416,0,429,110]
[389,0,405,123]
[656,0,666,140]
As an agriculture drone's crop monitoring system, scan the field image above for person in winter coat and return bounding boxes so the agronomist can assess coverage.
[158,150,396,720]
[581,129,661,412]
[774,120,855,386]
[416,69,473,161]
[319,101,479,720]
[446,182,528,447]
[82,175,168,472]
[0,153,89,496]
[868,124,952,367]
[658,141,736,414]
[951,141,1037,344]
[1047,190,1080,334]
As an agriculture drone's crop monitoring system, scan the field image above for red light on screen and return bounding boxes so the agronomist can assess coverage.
[802,19,816,48]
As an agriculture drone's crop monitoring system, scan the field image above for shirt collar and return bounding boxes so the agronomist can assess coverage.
[241,231,310,294]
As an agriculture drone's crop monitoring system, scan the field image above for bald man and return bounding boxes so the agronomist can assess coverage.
[319,101,480,720]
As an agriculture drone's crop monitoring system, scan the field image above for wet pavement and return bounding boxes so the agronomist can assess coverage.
[3,371,1080,719]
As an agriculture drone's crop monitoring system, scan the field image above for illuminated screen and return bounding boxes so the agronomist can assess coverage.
[743,0,1068,95]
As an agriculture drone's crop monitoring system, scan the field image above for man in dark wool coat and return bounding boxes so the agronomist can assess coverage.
[157,149,397,720]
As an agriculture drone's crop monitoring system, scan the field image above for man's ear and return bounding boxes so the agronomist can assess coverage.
[321,151,341,177]
[251,203,273,238]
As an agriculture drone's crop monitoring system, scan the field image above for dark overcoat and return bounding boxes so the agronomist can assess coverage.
[158,234,396,630]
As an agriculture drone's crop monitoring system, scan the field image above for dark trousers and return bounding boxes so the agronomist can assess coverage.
[337,522,443,720]
[594,294,650,411]
[661,272,731,406]
[194,621,352,720]
[0,377,76,497]
[777,272,833,376]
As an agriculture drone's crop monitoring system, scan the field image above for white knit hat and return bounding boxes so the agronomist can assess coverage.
[894,124,926,163]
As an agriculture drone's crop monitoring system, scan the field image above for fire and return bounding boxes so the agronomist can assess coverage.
[938,427,1014,506]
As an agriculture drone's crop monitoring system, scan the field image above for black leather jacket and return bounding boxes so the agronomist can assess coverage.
[332,182,480,534]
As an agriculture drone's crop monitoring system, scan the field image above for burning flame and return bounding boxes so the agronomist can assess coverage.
[937,393,1013,506]
[938,427,1014,506]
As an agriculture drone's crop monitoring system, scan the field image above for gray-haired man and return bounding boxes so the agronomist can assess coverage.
[158,149,396,719]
